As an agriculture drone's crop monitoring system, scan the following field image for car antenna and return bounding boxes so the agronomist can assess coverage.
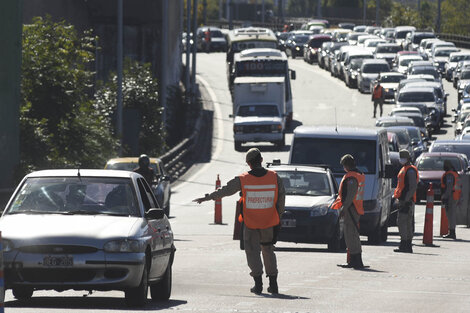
[335,107,338,133]
[77,168,82,182]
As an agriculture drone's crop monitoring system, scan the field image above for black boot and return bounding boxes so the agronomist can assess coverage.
[250,276,262,294]
[394,240,406,253]
[406,240,413,253]
[351,253,365,269]
[267,275,278,294]
[443,229,456,239]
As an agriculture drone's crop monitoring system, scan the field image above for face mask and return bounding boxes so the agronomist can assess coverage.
[399,158,408,165]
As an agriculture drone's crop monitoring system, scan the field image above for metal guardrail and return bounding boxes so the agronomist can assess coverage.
[437,33,470,49]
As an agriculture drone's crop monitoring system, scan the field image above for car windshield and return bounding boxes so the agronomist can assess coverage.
[407,128,421,141]
[106,162,158,173]
[396,31,410,39]
[350,59,364,70]
[362,63,390,73]
[413,34,434,44]
[387,129,411,145]
[434,50,456,57]
[293,35,310,44]
[291,138,376,174]
[309,38,330,48]
[400,58,422,66]
[381,75,404,83]
[461,71,470,80]
[232,40,277,52]
[398,91,435,102]
[379,120,414,127]
[407,116,425,127]
[210,30,223,37]
[6,177,140,216]
[417,157,462,171]
[237,105,279,117]
[366,41,384,47]
[450,55,470,62]
[376,46,401,53]
[431,144,470,160]
[411,67,439,78]
[349,55,373,63]
[277,171,331,196]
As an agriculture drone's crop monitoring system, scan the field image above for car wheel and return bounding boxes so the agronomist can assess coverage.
[12,287,33,301]
[125,261,149,307]
[165,202,170,217]
[291,50,296,59]
[327,222,344,252]
[380,223,388,242]
[234,141,242,151]
[150,263,172,301]
[367,224,382,245]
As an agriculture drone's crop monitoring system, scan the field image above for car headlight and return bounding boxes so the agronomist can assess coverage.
[310,205,328,217]
[296,47,300,50]
[104,239,146,253]
[385,88,389,92]
[271,124,282,133]
[2,239,14,252]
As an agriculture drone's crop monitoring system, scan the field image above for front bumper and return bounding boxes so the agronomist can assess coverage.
[4,250,145,291]
[278,211,338,244]
[234,132,283,143]
[417,180,442,201]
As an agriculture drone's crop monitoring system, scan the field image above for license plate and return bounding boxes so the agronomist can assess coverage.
[43,256,73,267]
[281,219,296,228]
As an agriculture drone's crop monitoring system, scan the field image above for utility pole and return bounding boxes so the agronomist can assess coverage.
[186,0,191,92]
[0,0,22,191]
[219,0,222,20]
[161,0,169,126]
[191,0,198,100]
[279,0,284,24]
[317,0,322,18]
[436,0,442,33]
[363,0,366,25]
[117,0,123,157]
[375,0,380,26]
[261,0,265,24]
[228,0,233,30]
[203,0,207,25]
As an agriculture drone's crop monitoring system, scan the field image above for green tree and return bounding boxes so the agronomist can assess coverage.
[95,59,166,157]
[20,16,117,175]
[441,0,470,35]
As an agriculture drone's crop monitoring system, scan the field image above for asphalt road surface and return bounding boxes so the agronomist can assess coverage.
[5,53,470,313]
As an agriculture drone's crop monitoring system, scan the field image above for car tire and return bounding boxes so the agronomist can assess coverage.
[150,263,172,301]
[125,261,149,307]
[380,223,388,242]
[327,222,344,252]
[165,202,170,217]
[367,224,383,245]
[12,287,33,301]
[291,50,296,59]
[234,141,242,151]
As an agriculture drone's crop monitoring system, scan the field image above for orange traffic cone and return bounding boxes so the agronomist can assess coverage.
[440,204,449,237]
[423,183,434,246]
[214,174,222,224]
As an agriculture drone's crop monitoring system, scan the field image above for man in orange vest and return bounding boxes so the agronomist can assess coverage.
[372,82,384,118]
[441,160,461,239]
[393,149,418,253]
[333,154,366,269]
[193,148,285,294]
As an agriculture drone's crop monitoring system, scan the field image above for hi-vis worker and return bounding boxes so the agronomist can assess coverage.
[332,154,366,269]
[193,148,285,295]
[393,149,418,253]
[441,159,461,239]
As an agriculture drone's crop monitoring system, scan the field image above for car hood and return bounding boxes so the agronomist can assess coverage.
[361,73,379,79]
[382,83,398,89]
[211,37,226,43]
[376,53,396,59]
[0,214,143,247]
[285,195,334,209]
[418,170,444,180]
[234,116,282,125]
[433,57,448,63]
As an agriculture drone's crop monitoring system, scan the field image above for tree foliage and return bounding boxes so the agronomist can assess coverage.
[20,16,117,174]
[94,59,166,157]
[441,0,470,35]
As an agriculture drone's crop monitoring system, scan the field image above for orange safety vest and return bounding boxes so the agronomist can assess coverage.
[441,171,461,201]
[372,84,383,100]
[394,165,419,202]
[239,170,279,229]
[331,171,365,215]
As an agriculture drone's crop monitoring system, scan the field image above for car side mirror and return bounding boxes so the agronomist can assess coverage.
[145,208,165,220]
[290,70,296,80]
[383,164,395,179]
[229,114,234,118]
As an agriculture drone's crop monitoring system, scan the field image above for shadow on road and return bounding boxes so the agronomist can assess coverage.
[275,247,330,253]
[261,293,310,300]
[6,297,187,310]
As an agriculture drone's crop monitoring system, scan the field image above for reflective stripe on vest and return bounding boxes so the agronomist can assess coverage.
[441,171,461,201]
[394,165,419,203]
[240,170,280,229]
[331,171,365,215]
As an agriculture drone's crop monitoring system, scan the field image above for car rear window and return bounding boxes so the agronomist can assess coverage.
[6,177,140,216]
[362,63,390,73]
[431,144,470,160]
[291,137,376,174]
[276,171,331,196]
[417,157,462,171]
[398,91,435,102]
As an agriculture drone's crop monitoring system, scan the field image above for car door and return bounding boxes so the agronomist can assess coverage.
[136,178,165,279]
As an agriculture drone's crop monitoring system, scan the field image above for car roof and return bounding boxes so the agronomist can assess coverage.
[236,48,286,60]
[234,76,285,84]
[392,107,421,112]
[402,81,441,88]
[267,163,329,174]
[432,140,470,146]
[376,43,401,47]
[419,152,463,158]
[294,126,383,140]
[377,116,414,122]
[394,112,423,118]
[362,59,389,65]
[311,34,332,39]
[25,169,139,179]
[380,72,405,77]
[400,86,435,92]
[106,157,161,164]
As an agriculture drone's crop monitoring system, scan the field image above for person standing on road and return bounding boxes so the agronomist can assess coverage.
[441,160,461,239]
[204,28,211,53]
[193,148,285,295]
[393,149,418,253]
[372,82,384,118]
[332,154,366,269]
[133,154,156,186]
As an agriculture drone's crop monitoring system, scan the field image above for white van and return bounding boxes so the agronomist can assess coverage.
[289,126,394,244]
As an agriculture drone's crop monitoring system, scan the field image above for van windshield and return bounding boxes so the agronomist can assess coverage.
[237,105,279,117]
[291,138,376,174]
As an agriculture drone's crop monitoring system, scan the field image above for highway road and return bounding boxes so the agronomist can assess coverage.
[5,53,470,312]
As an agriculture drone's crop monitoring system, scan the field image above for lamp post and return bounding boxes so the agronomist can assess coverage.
[117,0,123,156]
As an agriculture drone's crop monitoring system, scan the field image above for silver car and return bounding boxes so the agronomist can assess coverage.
[0,169,175,306]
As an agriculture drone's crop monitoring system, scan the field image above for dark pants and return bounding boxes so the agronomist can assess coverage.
[373,99,383,117]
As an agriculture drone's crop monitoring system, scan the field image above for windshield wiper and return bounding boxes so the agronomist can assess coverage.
[63,210,129,216]
[8,210,60,215]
